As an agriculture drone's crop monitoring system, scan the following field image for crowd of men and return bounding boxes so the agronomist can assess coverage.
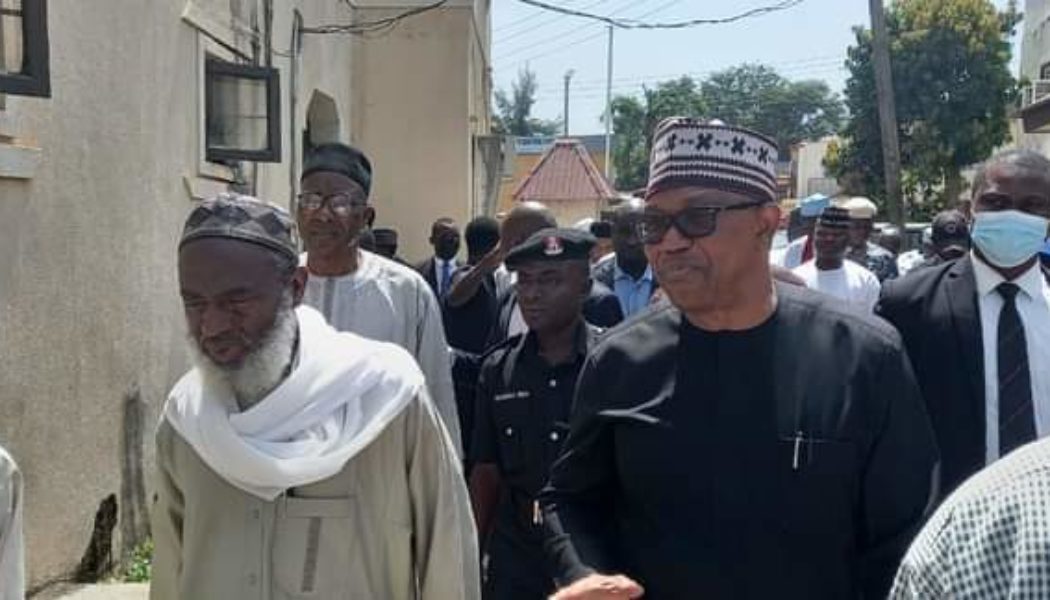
[1,116,1050,599]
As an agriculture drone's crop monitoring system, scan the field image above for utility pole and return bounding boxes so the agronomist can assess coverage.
[563,69,575,137]
[869,0,905,227]
[604,25,614,181]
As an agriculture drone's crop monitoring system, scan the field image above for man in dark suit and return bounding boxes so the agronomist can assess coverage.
[417,217,461,298]
[877,149,1050,499]
[592,198,660,319]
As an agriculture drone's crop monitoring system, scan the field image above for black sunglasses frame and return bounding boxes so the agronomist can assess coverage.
[638,200,767,244]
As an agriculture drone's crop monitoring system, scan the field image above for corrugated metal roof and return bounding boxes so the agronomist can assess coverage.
[512,138,616,203]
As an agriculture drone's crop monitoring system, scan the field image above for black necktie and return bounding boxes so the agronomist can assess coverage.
[997,282,1035,457]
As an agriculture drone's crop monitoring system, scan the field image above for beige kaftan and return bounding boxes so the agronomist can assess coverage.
[150,393,479,600]
[301,250,462,456]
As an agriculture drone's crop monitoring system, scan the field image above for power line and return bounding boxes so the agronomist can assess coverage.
[495,0,590,32]
[533,64,847,97]
[515,0,805,29]
[496,0,684,66]
[493,0,649,63]
[497,0,614,44]
[496,0,612,37]
[300,0,448,36]
[551,69,848,101]
[528,60,850,99]
[531,54,844,90]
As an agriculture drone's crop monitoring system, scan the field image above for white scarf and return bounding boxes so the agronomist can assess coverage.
[164,305,423,500]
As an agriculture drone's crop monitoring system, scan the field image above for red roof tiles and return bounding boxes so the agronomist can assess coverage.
[512,139,616,203]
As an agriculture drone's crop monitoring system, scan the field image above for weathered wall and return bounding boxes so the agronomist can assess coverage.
[1016,0,1050,156]
[351,0,491,263]
[0,0,363,590]
[791,136,839,199]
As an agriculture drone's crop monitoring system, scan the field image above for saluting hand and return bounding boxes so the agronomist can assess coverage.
[478,244,504,273]
[549,574,645,599]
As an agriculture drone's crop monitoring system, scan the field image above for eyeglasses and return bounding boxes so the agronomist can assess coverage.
[637,201,766,244]
[297,191,367,217]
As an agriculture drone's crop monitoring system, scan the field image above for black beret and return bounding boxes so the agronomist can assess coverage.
[505,227,595,270]
[589,220,612,238]
[931,210,969,246]
[302,143,373,196]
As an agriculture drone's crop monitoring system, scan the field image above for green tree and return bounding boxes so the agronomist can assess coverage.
[611,77,707,190]
[828,0,1020,212]
[610,67,843,190]
[492,68,561,136]
[702,64,844,154]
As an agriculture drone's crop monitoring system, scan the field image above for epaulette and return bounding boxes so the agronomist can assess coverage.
[478,333,525,363]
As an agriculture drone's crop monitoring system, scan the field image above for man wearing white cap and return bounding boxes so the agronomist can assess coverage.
[843,197,899,282]
[540,117,938,600]
[152,194,479,600]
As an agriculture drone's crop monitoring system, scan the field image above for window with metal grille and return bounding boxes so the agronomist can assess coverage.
[0,0,49,97]
[204,57,281,163]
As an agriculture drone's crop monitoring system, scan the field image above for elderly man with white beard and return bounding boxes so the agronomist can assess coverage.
[150,193,479,600]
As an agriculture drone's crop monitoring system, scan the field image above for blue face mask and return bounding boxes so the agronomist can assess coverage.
[971,210,1049,269]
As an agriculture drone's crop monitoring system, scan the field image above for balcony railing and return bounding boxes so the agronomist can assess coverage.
[1021,79,1050,107]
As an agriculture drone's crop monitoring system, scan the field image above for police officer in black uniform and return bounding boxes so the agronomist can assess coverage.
[468,228,603,600]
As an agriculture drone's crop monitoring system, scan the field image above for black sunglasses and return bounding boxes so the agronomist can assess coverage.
[638,201,766,244]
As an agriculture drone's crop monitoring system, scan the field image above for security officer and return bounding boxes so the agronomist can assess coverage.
[468,228,603,600]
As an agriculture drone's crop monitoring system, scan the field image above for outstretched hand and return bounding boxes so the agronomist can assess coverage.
[549,574,645,599]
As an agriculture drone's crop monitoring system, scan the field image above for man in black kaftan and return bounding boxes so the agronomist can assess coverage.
[541,118,939,600]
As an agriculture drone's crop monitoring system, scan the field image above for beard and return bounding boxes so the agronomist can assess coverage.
[187,293,299,411]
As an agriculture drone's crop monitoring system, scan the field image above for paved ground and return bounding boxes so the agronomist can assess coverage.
[35,583,149,599]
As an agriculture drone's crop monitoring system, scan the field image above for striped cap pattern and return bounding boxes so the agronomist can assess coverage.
[646,117,779,203]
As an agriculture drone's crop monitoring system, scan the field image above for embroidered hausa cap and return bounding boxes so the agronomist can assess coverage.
[504,227,595,270]
[646,116,780,203]
[180,193,299,260]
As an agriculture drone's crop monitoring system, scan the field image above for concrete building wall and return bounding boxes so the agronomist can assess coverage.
[1022,0,1050,83]
[791,136,839,198]
[350,0,491,263]
[1016,0,1050,156]
[0,0,486,591]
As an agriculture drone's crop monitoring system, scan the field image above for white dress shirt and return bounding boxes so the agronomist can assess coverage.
[434,257,458,296]
[792,259,881,313]
[972,254,1050,464]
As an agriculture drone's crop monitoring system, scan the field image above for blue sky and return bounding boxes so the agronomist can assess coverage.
[491,0,1021,135]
